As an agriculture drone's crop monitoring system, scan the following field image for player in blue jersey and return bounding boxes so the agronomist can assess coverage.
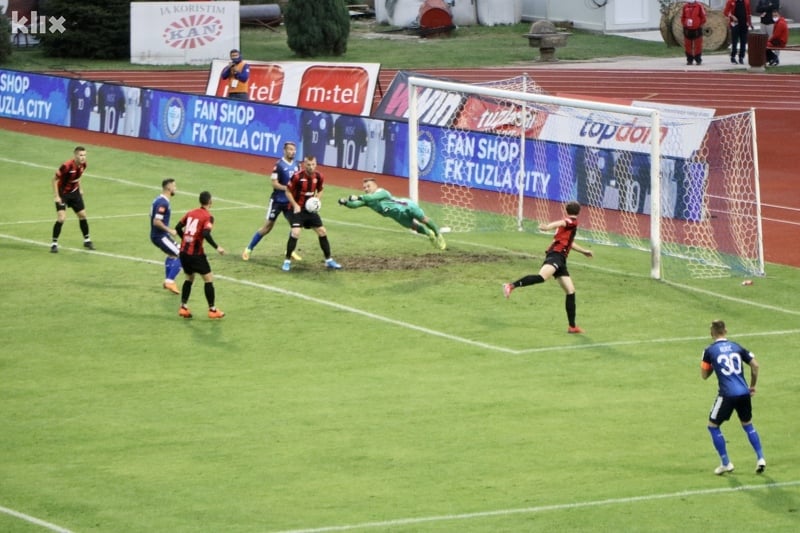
[96,83,126,134]
[67,79,96,129]
[701,319,766,475]
[150,178,182,294]
[242,141,302,262]
[301,110,334,163]
[334,115,368,170]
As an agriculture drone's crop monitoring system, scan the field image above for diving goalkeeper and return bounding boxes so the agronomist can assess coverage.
[338,178,446,250]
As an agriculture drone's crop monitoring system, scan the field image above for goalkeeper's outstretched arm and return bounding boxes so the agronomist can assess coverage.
[338,195,366,208]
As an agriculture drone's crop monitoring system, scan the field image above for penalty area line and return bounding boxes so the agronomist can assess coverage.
[271,480,800,533]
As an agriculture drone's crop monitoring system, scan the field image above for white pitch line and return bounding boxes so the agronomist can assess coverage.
[0,234,517,354]
[0,505,73,533]
[3,234,800,355]
[0,157,260,209]
[270,480,800,533]
[663,279,800,316]
[516,328,800,354]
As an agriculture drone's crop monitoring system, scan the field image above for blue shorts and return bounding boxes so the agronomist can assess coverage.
[151,234,180,256]
[266,199,292,222]
[708,394,753,425]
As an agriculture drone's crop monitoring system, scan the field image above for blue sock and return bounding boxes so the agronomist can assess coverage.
[708,426,730,465]
[742,423,764,459]
[166,256,182,280]
[248,232,263,250]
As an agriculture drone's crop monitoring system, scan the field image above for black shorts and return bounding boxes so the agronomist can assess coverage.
[179,253,212,276]
[289,209,323,229]
[56,191,85,213]
[708,394,753,425]
[683,28,702,40]
[542,251,570,278]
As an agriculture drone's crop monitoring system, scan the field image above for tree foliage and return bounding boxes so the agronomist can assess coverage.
[284,0,350,57]
[0,15,11,64]
[37,0,130,59]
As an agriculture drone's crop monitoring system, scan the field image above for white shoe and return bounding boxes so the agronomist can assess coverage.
[714,462,734,475]
[756,458,766,474]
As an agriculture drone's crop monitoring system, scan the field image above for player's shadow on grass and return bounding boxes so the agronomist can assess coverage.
[723,472,800,517]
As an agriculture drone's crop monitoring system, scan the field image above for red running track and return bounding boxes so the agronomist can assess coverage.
[20,68,800,267]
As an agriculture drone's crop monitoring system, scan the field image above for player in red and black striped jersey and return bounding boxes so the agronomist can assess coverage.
[282,155,341,272]
[502,201,593,334]
[51,146,94,253]
[175,191,226,319]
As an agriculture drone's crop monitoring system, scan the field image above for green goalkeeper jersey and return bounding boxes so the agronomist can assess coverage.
[344,188,426,227]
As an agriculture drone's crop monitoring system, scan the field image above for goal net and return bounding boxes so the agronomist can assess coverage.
[407,76,764,280]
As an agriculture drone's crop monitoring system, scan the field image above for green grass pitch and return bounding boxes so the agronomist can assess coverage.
[1,130,799,532]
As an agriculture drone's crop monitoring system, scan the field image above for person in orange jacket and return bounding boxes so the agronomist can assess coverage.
[724,0,753,65]
[766,8,789,66]
[220,49,251,100]
[682,0,708,65]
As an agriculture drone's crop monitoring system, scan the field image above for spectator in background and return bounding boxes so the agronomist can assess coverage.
[682,0,707,65]
[724,0,752,65]
[766,8,788,66]
[220,49,250,101]
[757,0,780,37]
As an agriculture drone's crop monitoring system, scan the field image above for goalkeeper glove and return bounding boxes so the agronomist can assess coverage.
[338,197,347,206]
[348,194,360,202]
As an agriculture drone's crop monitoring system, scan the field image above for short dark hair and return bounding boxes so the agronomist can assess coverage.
[199,191,212,205]
[565,201,581,216]
[162,178,175,188]
[284,141,296,148]
[74,146,86,153]
[230,49,240,55]
[711,320,726,336]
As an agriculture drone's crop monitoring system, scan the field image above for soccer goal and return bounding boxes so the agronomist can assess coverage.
[406,76,764,280]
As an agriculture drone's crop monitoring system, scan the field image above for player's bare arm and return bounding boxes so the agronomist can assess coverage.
[271,175,288,192]
[285,189,300,213]
[748,358,759,393]
[539,219,565,232]
[572,243,593,257]
[153,218,176,236]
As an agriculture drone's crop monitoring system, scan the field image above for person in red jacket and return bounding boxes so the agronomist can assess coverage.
[766,8,789,66]
[724,0,753,65]
[682,0,708,65]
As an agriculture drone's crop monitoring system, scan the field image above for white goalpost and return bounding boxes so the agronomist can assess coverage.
[407,75,765,281]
